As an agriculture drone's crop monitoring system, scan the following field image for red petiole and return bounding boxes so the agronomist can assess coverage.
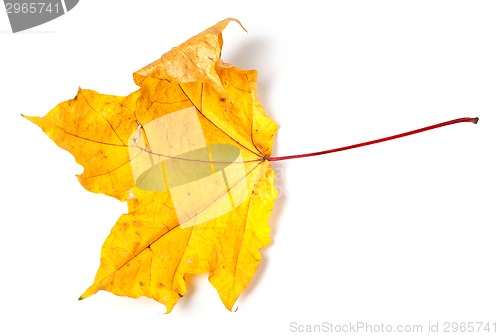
[268,117,478,162]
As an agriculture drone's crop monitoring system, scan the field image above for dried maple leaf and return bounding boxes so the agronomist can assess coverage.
[25,18,278,313]
[25,18,478,313]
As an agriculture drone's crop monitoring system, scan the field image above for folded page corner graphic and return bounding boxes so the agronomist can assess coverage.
[64,0,78,11]
[5,0,79,33]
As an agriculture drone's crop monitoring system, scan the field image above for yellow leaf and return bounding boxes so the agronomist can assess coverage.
[25,18,278,313]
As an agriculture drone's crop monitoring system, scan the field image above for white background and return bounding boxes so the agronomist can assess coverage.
[1,1,499,335]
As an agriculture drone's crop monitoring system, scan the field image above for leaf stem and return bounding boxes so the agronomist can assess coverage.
[268,117,478,162]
